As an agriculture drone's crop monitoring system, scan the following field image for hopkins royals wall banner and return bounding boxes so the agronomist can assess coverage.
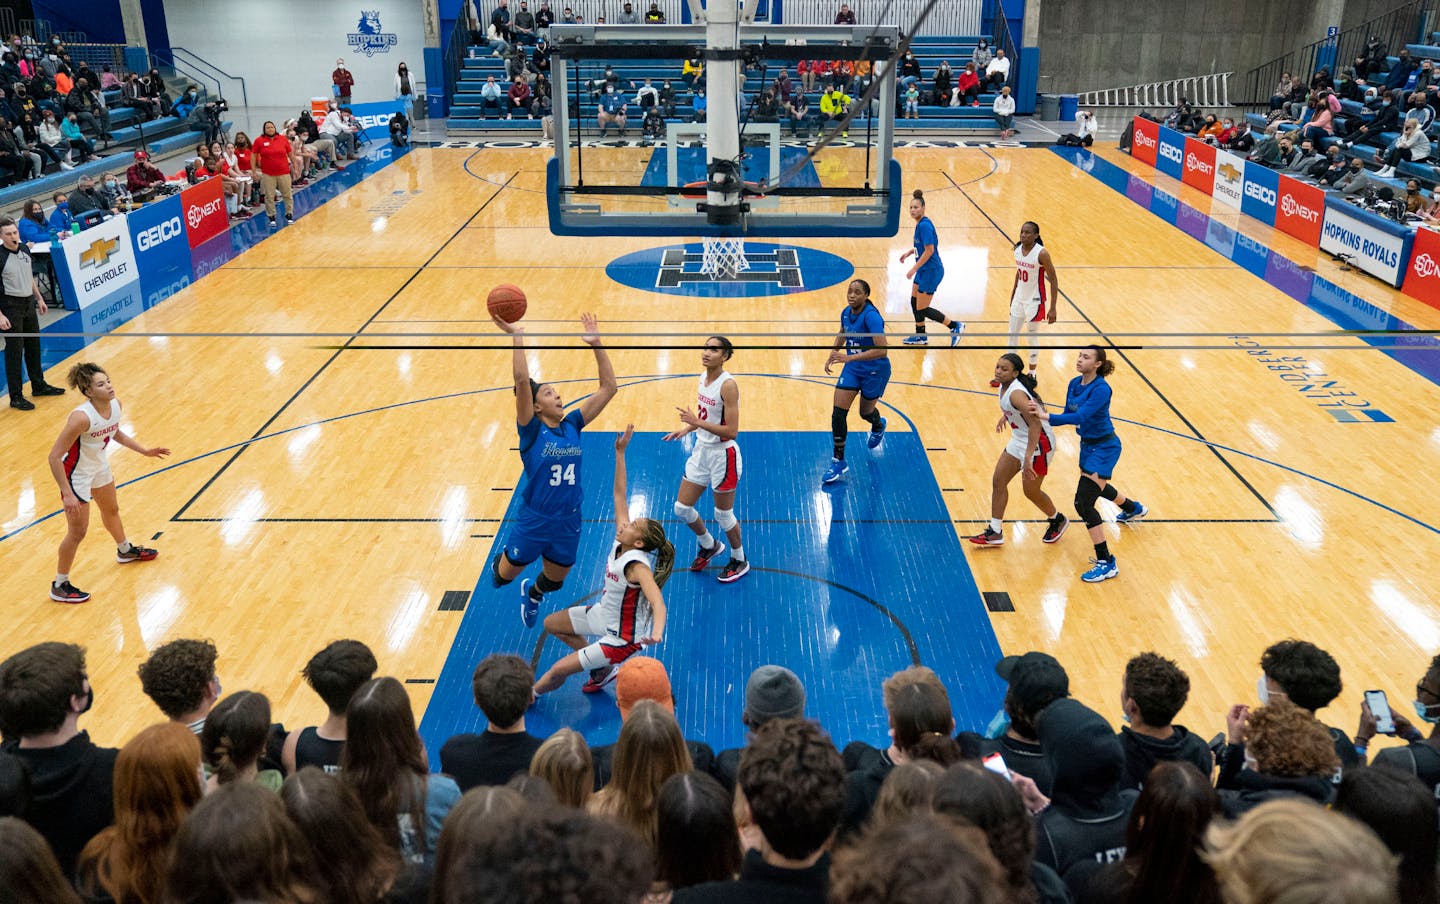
[180,177,228,249]
[1156,126,1186,180]
[1181,138,1216,195]
[1131,116,1159,167]
[1274,175,1325,246]
[1401,226,1440,309]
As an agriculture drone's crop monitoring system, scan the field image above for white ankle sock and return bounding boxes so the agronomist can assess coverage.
[989,519,1003,533]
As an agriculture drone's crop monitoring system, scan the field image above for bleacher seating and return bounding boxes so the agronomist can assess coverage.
[446,34,1004,133]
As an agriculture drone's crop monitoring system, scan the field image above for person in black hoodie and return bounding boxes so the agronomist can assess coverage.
[1118,652,1213,790]
[1215,701,1337,817]
[0,642,117,878]
[1257,638,1358,777]
[1340,88,1401,147]
[1033,697,1135,891]
[958,651,1065,792]
[841,665,953,835]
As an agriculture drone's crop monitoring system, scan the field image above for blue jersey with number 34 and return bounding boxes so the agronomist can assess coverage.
[518,409,586,517]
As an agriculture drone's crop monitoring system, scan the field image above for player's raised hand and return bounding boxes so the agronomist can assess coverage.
[676,406,701,428]
[491,311,522,334]
[579,312,602,346]
[615,424,634,452]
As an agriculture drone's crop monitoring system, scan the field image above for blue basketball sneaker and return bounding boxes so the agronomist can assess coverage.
[1116,501,1148,524]
[520,578,539,628]
[867,417,887,450]
[1081,557,1119,583]
[949,321,966,347]
[822,458,849,484]
[902,334,928,345]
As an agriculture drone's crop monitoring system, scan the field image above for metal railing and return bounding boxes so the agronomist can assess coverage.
[778,0,980,34]
[443,14,472,119]
[1079,72,1231,108]
[993,0,1016,87]
[149,47,250,132]
[20,19,52,42]
[0,9,15,37]
[1240,0,1432,105]
[62,43,128,76]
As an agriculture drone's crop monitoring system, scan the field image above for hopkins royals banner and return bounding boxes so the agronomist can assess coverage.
[1131,116,1159,166]
[1181,138,1216,195]
[1274,175,1325,246]
[1401,227,1440,309]
[181,177,228,249]
[1318,200,1412,287]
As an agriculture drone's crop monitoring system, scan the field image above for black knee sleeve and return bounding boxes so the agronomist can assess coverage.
[536,573,564,594]
[1074,479,1104,528]
[910,295,921,322]
[832,406,849,440]
[1099,484,1119,502]
[921,307,946,324]
[491,553,513,588]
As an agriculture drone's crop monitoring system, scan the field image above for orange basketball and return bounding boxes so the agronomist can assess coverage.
[487,284,528,323]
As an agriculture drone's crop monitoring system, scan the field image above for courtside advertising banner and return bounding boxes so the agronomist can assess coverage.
[180,177,228,249]
[1401,226,1440,308]
[1318,201,1413,287]
[1275,175,1325,246]
[1240,160,1279,225]
[1211,149,1245,210]
[1156,126,1186,180]
[1181,138,1217,194]
[54,213,138,311]
[1131,116,1159,166]
[126,192,195,306]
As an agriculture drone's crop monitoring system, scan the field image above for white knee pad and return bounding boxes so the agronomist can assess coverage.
[715,507,738,532]
[674,501,701,524]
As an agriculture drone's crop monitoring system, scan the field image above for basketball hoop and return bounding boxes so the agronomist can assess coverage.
[701,235,750,279]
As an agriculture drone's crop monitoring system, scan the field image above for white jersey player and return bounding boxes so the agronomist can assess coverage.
[1007,221,1060,375]
[46,363,170,604]
[534,426,673,696]
[967,354,1068,548]
[663,336,749,583]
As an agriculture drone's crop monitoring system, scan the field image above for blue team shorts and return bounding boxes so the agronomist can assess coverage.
[837,358,892,400]
[501,507,581,568]
[913,266,944,296]
[1078,435,1122,480]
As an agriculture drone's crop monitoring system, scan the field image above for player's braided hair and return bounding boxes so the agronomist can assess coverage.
[638,520,674,589]
[999,353,1045,410]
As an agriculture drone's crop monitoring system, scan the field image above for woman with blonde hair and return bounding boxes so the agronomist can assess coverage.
[77,723,204,904]
[589,699,692,846]
[1202,798,1399,904]
[530,727,594,809]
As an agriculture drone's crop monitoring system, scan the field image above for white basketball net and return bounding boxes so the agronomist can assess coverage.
[701,236,750,279]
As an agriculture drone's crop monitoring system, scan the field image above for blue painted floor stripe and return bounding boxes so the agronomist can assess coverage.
[418,430,1005,764]
[1051,147,1440,386]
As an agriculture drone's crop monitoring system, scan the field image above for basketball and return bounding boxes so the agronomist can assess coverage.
[487,284,528,323]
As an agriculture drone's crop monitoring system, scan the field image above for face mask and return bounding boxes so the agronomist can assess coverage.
[1256,675,1270,705]
[984,707,1010,739]
[1120,710,1132,724]
[79,684,94,714]
[1416,700,1440,724]
[1243,753,1258,772]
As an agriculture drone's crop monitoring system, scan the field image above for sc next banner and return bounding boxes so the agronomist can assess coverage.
[1156,126,1186,180]
[1402,226,1440,309]
[1131,116,1159,166]
[181,178,227,249]
[1181,138,1216,194]
[1275,176,1324,246]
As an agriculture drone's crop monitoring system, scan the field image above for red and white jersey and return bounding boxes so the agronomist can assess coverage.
[694,369,735,447]
[999,379,1054,451]
[595,545,655,642]
[1012,242,1047,306]
[62,399,121,481]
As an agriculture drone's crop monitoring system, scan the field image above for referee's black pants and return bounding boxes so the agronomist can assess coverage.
[1,295,44,401]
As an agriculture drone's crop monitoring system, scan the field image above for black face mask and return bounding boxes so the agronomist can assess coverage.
[78,683,94,715]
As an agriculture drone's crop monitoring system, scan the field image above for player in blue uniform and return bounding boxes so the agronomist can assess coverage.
[822,279,890,484]
[490,311,618,627]
[899,189,964,346]
[1035,345,1147,583]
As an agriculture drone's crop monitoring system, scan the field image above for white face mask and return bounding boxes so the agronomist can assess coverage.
[1256,675,1270,705]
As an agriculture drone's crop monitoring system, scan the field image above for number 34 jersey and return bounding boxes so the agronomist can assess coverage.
[518,409,586,518]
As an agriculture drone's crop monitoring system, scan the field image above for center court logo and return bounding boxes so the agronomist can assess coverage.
[1244,181,1277,205]
[1134,130,1157,149]
[1159,143,1183,164]
[607,242,853,298]
[1184,152,1213,175]
[1280,193,1320,222]
[348,10,399,57]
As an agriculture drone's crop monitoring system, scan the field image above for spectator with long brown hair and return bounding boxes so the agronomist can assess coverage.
[341,676,460,865]
[869,760,943,828]
[830,813,1007,904]
[162,782,318,904]
[842,665,954,834]
[529,727,593,809]
[589,699,692,847]
[653,771,742,900]
[281,767,409,904]
[77,723,204,904]
[1334,766,1440,904]
[201,691,281,790]
[0,816,82,904]
[431,786,528,903]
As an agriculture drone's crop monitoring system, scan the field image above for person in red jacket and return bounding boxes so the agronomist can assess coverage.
[250,120,294,227]
[125,150,166,201]
[955,62,981,107]
[331,58,355,106]
[507,78,532,118]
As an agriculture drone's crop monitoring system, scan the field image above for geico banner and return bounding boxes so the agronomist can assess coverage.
[1275,175,1325,246]
[1401,225,1440,308]
[181,177,228,249]
[319,99,404,139]
[1156,126,1186,180]
[1181,138,1216,195]
[56,214,139,311]
[1318,203,1413,287]
[1211,149,1245,211]
[125,191,195,304]
[1240,160,1279,226]
[1131,116,1159,166]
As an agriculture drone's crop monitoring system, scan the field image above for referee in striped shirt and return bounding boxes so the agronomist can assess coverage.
[0,217,65,410]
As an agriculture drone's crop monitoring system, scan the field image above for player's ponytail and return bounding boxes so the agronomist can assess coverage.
[1000,352,1045,408]
[67,362,106,394]
[641,519,674,589]
[1086,344,1116,377]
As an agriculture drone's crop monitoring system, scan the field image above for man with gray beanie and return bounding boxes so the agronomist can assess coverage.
[713,665,806,792]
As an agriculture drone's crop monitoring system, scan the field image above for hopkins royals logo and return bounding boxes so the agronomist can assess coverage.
[1280,192,1320,222]
[349,10,399,57]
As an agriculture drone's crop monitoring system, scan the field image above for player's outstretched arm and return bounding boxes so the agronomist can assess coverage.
[613,424,634,528]
[579,312,618,425]
[493,312,535,424]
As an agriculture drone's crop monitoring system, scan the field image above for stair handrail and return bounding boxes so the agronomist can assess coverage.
[1078,72,1232,109]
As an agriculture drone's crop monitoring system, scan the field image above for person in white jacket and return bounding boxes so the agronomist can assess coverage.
[993,85,1016,139]
[319,102,359,160]
[985,49,1011,89]
[394,62,417,120]
[1377,117,1431,177]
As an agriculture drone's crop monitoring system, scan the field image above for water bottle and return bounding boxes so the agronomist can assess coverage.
[71,222,80,235]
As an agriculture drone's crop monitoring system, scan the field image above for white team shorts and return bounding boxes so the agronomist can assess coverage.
[1009,295,1043,323]
[67,463,115,504]
[1003,431,1055,476]
[682,441,742,493]
[566,605,642,672]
